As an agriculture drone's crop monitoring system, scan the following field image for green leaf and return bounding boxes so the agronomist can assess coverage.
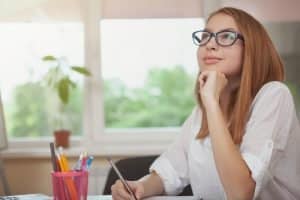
[66,78,76,88]
[42,55,57,61]
[71,66,91,76]
[58,78,69,105]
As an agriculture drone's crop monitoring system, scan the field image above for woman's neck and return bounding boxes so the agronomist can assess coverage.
[220,80,239,120]
[220,90,231,118]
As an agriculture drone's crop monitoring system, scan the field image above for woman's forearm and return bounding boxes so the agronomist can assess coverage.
[206,101,255,200]
[138,172,165,198]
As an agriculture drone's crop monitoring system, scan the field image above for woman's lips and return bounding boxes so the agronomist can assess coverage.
[203,57,222,65]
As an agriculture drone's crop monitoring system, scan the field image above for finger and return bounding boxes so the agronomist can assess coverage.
[199,70,212,77]
[115,180,132,199]
[198,81,204,93]
[111,182,121,195]
[112,187,131,200]
[199,70,211,81]
[135,190,144,200]
[199,78,204,87]
[111,185,122,200]
[112,192,120,200]
[133,186,143,199]
[115,179,126,189]
[113,192,126,200]
[112,194,118,200]
[198,77,205,92]
[129,194,136,200]
[198,74,206,84]
[111,184,116,194]
[118,188,132,200]
[202,70,219,84]
[198,73,208,88]
[127,182,141,200]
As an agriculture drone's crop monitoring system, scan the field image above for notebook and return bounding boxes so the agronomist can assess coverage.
[0,194,51,200]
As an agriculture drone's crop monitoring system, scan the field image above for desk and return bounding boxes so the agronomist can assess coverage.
[0,194,197,200]
[88,196,197,200]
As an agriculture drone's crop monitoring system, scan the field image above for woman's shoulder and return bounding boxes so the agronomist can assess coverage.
[251,81,293,107]
[245,81,299,151]
[257,81,290,96]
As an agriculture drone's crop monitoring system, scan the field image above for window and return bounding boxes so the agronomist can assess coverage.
[3,1,298,157]
[0,0,207,156]
[0,23,84,138]
[100,18,204,129]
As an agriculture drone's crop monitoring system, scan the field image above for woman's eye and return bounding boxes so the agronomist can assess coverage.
[221,33,235,40]
[201,34,209,40]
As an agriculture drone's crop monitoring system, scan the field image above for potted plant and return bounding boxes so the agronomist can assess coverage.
[41,55,91,148]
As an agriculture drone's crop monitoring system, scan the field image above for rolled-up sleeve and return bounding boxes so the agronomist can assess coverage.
[240,82,295,198]
[241,140,274,198]
[150,108,200,195]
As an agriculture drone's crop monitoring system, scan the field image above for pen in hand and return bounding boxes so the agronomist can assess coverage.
[106,157,138,200]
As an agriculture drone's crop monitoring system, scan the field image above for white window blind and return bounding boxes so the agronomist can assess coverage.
[101,0,203,18]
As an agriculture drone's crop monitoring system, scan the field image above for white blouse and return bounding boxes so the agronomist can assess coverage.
[150,81,300,200]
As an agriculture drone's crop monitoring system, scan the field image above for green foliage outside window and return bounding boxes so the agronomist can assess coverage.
[104,65,196,127]
[5,66,196,137]
[6,83,49,137]
[6,83,83,137]
[5,65,300,138]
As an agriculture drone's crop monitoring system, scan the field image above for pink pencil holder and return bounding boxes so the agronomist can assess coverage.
[52,171,88,200]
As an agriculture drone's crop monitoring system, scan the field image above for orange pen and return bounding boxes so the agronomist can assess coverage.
[57,150,78,200]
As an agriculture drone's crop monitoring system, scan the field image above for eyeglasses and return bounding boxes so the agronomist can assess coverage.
[192,30,244,47]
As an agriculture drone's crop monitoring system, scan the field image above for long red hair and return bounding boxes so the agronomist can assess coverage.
[196,7,285,144]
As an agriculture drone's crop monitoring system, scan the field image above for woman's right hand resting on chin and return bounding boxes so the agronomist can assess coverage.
[111,172,165,200]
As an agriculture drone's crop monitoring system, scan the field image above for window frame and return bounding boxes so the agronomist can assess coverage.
[3,0,199,157]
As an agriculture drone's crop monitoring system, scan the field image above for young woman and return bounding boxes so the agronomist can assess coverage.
[111,7,300,200]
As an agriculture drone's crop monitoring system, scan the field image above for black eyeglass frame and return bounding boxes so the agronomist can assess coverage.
[192,30,244,47]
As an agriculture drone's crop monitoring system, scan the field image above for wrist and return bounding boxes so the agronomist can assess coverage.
[137,175,149,198]
[203,98,219,110]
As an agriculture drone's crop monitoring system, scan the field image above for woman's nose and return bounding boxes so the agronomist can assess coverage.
[205,36,218,51]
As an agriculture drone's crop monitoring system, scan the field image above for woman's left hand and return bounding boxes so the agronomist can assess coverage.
[198,70,228,108]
